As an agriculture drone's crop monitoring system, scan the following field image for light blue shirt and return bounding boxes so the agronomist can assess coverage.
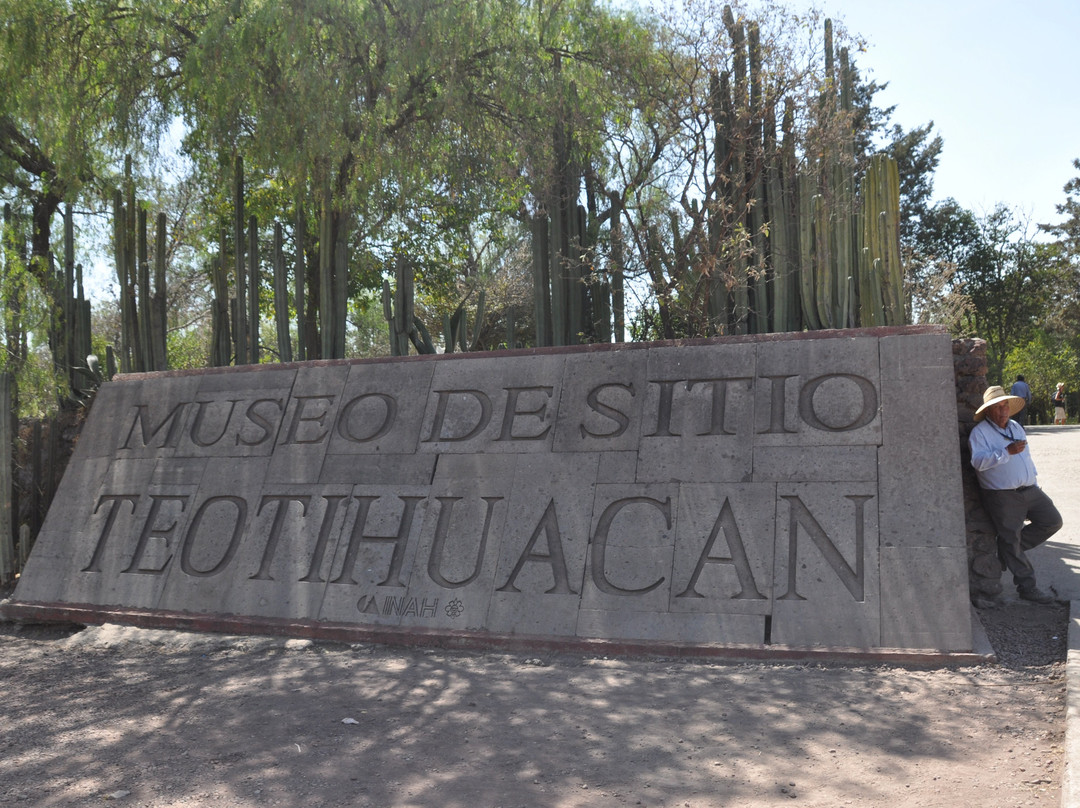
[969,418,1038,490]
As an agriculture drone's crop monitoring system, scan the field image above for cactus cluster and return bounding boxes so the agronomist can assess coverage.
[60,205,96,394]
[382,255,434,356]
[706,12,906,336]
[381,255,490,355]
[443,289,486,354]
[208,158,321,366]
[531,200,605,347]
[525,10,907,345]
[113,156,168,373]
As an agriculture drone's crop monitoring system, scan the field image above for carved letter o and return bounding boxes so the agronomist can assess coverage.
[337,393,397,443]
[798,374,878,432]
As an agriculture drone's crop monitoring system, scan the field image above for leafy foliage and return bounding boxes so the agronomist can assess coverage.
[2,0,1075,418]
[883,122,943,245]
[912,200,1077,382]
[1005,331,1078,424]
[1043,158,1080,250]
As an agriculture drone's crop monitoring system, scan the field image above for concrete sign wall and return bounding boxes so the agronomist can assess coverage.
[10,326,973,653]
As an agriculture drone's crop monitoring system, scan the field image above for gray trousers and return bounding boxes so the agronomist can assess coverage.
[981,485,1063,588]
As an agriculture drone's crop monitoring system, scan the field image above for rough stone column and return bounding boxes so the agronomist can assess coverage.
[953,338,1001,602]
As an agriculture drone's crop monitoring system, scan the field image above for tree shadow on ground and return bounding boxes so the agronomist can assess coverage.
[0,620,1063,808]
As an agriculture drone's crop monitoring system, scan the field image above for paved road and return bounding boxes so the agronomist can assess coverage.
[1005,425,1080,601]
[1014,425,1080,808]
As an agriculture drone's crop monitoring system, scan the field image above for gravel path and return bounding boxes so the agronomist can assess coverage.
[0,597,1067,808]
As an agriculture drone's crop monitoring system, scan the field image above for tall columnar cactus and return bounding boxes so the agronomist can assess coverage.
[443,289,486,354]
[137,207,152,368]
[152,212,168,370]
[813,181,834,328]
[791,149,903,333]
[234,155,248,365]
[210,230,232,367]
[113,192,132,371]
[61,205,96,394]
[796,173,819,330]
[706,70,729,334]
[812,40,859,332]
[832,159,852,328]
[331,212,349,358]
[273,222,292,363]
[531,214,552,346]
[771,20,906,333]
[382,255,412,357]
[722,5,750,335]
[679,11,909,337]
[584,203,611,344]
[124,158,142,370]
[836,48,857,330]
[247,214,260,364]
[746,21,769,334]
[609,195,626,342]
[527,55,614,349]
[294,204,308,362]
[765,100,799,333]
[317,174,350,360]
[61,206,75,378]
[531,199,605,347]
[111,157,169,374]
[862,153,905,325]
[382,255,435,356]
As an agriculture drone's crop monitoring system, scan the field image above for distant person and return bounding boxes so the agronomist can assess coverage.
[970,386,1062,604]
[1053,382,1067,425]
[1010,375,1031,425]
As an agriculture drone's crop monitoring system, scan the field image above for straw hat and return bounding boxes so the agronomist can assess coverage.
[974,385,1025,422]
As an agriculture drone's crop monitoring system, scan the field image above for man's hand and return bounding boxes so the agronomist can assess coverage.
[1007,440,1028,455]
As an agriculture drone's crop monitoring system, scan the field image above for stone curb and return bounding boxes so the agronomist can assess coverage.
[0,598,995,668]
[1064,601,1080,807]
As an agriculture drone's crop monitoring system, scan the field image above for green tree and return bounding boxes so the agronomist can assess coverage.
[907,198,978,326]
[154,0,527,357]
[883,122,943,246]
[919,202,1071,381]
[964,209,1069,381]
[1042,157,1080,259]
[0,0,171,408]
[1005,331,1079,424]
[0,0,938,384]
[0,0,168,279]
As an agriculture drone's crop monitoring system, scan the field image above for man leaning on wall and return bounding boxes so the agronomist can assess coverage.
[969,386,1063,604]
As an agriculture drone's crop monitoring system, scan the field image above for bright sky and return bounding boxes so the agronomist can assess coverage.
[819,0,1080,230]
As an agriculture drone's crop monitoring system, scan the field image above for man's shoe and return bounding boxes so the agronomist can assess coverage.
[1017,586,1055,604]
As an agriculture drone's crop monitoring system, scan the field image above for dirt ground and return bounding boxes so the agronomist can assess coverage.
[0,592,1068,808]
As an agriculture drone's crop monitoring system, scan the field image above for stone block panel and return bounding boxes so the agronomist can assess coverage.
[13,327,973,655]
[879,546,973,651]
[753,336,882,446]
[769,482,881,648]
